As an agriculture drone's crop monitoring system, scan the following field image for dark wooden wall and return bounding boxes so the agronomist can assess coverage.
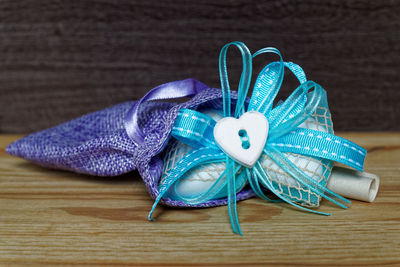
[0,0,399,133]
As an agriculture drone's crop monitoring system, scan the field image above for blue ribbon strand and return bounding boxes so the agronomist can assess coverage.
[149,41,366,234]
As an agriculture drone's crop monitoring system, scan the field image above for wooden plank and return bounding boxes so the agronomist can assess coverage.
[0,1,399,133]
[0,133,399,266]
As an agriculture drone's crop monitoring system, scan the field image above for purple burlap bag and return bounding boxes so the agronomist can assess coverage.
[6,79,255,208]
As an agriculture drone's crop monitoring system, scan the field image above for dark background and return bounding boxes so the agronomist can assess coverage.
[0,0,399,133]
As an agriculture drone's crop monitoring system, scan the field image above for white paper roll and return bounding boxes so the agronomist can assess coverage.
[327,166,380,202]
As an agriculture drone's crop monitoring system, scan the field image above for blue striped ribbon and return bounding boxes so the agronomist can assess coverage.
[149,41,366,235]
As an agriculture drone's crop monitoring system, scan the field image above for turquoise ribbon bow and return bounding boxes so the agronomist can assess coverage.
[149,42,366,235]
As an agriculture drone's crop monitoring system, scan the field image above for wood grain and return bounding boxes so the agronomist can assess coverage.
[0,133,400,266]
[0,1,399,133]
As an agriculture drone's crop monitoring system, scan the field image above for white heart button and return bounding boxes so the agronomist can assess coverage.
[213,111,269,168]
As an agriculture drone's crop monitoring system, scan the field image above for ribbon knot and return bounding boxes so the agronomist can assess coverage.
[128,42,366,235]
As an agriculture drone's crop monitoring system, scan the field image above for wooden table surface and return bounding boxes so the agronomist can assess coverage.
[1,133,399,266]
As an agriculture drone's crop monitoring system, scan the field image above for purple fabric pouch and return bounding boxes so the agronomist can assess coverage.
[6,79,255,207]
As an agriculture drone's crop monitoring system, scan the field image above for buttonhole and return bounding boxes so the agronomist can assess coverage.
[238,129,250,149]
[242,141,250,149]
[238,129,247,137]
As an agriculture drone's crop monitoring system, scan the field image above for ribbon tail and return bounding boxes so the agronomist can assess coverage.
[247,167,281,202]
[227,158,242,235]
[148,147,224,221]
[176,164,244,205]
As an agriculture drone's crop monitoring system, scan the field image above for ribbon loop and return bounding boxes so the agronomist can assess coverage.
[219,41,252,118]
[268,81,323,140]
[248,61,306,113]
[249,47,285,115]
[125,78,209,145]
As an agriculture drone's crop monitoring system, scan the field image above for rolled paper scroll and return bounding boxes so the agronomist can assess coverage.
[327,166,380,202]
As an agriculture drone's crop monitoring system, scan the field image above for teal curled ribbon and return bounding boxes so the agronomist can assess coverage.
[149,41,366,235]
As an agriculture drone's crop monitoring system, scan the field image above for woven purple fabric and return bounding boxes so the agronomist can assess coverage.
[7,82,256,208]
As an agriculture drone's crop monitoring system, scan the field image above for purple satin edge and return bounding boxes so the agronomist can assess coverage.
[124,78,209,145]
